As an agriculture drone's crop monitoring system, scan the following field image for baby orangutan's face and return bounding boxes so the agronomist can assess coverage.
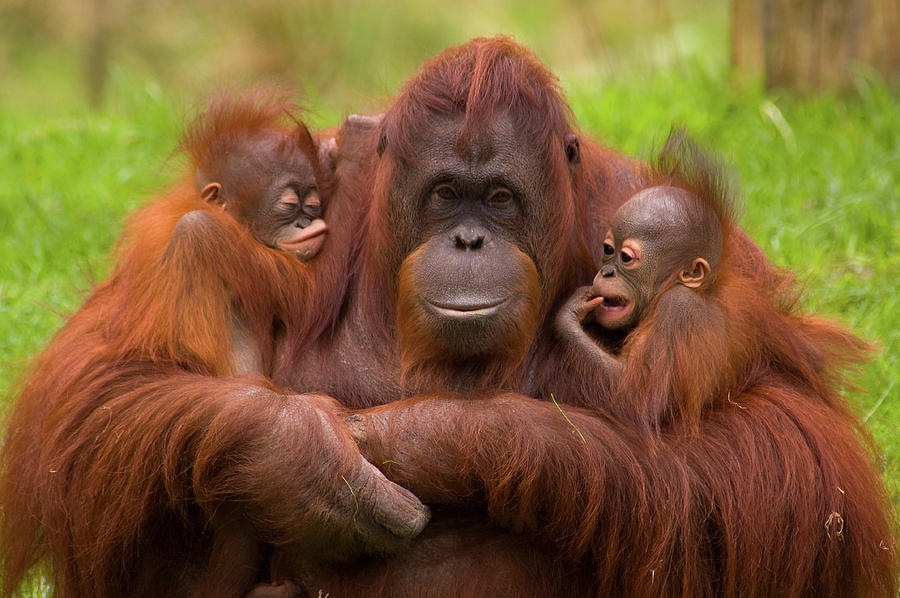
[201,130,330,262]
[586,186,711,331]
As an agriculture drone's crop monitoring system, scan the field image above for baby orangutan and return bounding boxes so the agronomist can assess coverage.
[183,90,335,375]
[195,116,329,263]
[107,89,339,598]
[111,88,337,379]
[558,184,723,375]
[556,132,734,429]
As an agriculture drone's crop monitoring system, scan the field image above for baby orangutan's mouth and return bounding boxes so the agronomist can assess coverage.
[591,294,633,329]
[600,296,627,308]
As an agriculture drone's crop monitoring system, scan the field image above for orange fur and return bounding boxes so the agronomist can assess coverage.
[0,89,352,598]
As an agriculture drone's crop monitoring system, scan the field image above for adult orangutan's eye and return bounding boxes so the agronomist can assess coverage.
[487,189,513,206]
[434,185,457,201]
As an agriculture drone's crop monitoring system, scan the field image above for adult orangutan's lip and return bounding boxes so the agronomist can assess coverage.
[427,297,509,319]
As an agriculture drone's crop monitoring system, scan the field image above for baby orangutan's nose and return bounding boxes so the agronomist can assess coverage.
[597,264,616,281]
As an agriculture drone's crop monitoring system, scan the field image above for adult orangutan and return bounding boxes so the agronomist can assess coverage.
[0,91,428,598]
[278,41,895,596]
[257,37,640,595]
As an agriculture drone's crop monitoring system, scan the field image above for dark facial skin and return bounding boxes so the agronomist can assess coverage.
[200,130,328,261]
[585,186,714,331]
[393,114,555,359]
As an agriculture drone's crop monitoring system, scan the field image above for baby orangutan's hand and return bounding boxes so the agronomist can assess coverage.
[559,285,605,326]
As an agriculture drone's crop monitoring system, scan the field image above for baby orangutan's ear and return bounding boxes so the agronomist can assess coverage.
[679,257,710,289]
[200,182,224,208]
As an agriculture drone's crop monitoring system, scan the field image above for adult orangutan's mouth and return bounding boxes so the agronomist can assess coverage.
[426,297,509,319]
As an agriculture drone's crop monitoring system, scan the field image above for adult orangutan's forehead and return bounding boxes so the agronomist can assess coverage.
[402,113,545,186]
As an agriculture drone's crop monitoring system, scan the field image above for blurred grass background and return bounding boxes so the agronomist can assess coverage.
[1,0,898,515]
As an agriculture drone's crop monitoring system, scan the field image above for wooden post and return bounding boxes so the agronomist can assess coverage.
[731,0,900,92]
[84,0,109,109]
[731,0,764,84]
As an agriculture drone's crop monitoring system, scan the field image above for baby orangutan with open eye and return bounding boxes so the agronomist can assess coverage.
[555,131,732,426]
[557,182,722,379]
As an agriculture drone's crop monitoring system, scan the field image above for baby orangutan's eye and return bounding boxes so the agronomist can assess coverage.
[277,189,301,214]
[302,193,322,218]
[619,240,641,267]
[620,247,641,266]
[603,243,614,256]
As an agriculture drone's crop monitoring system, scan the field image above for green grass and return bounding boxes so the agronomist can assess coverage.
[0,78,181,394]
[0,0,898,552]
